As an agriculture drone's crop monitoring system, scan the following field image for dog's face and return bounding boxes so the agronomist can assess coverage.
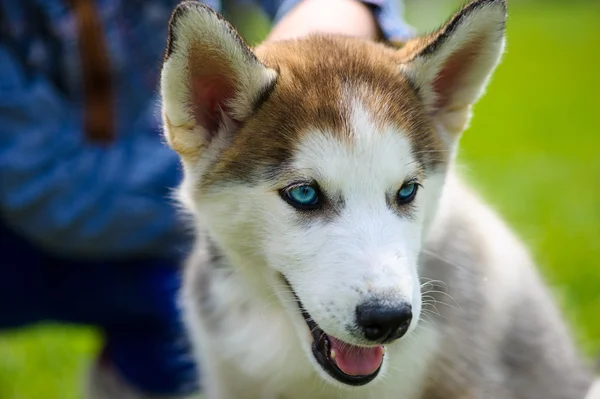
[161,0,506,388]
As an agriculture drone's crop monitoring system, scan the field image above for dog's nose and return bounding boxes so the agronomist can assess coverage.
[355,301,412,343]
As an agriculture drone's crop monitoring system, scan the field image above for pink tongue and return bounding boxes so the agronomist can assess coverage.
[328,336,384,376]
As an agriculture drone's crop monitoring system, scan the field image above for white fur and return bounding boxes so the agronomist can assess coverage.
[587,379,600,399]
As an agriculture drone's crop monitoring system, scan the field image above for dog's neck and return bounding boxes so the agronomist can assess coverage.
[197,228,283,303]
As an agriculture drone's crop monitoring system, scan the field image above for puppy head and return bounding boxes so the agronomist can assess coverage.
[161,0,506,387]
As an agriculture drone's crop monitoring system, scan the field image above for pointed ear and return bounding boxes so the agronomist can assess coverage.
[160,2,277,162]
[398,0,506,138]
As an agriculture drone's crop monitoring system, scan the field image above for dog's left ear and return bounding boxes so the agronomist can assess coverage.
[160,2,277,163]
[398,0,506,139]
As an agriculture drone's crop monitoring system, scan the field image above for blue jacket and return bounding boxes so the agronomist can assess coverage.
[0,0,412,260]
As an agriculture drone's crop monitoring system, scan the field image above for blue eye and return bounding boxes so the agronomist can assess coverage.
[282,184,320,210]
[397,182,419,205]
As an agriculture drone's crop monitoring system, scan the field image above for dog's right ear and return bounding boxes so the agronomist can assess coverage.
[160,2,277,163]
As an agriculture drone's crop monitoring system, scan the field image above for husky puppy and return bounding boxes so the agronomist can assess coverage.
[159,0,596,398]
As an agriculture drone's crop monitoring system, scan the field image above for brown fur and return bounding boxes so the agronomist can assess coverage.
[202,36,448,190]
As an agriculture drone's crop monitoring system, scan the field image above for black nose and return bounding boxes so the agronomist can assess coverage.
[356,301,412,343]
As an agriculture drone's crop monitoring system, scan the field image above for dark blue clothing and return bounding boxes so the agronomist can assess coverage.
[0,222,197,395]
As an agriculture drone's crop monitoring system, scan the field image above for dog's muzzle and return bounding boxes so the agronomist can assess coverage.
[282,276,386,386]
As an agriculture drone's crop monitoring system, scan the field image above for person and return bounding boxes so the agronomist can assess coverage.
[0,0,413,398]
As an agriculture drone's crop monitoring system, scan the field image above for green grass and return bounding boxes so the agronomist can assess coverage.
[0,326,99,399]
[458,1,600,356]
[1,2,599,398]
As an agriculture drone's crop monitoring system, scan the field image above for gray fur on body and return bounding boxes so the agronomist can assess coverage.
[417,175,594,398]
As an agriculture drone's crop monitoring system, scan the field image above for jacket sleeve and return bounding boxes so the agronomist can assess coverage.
[272,0,415,41]
[0,44,190,259]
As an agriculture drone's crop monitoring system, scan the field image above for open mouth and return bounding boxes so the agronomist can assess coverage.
[283,277,384,386]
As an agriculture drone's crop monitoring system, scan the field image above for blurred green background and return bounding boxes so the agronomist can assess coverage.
[1,1,598,398]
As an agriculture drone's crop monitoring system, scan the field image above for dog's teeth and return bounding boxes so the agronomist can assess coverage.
[382,346,386,354]
[330,350,337,360]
